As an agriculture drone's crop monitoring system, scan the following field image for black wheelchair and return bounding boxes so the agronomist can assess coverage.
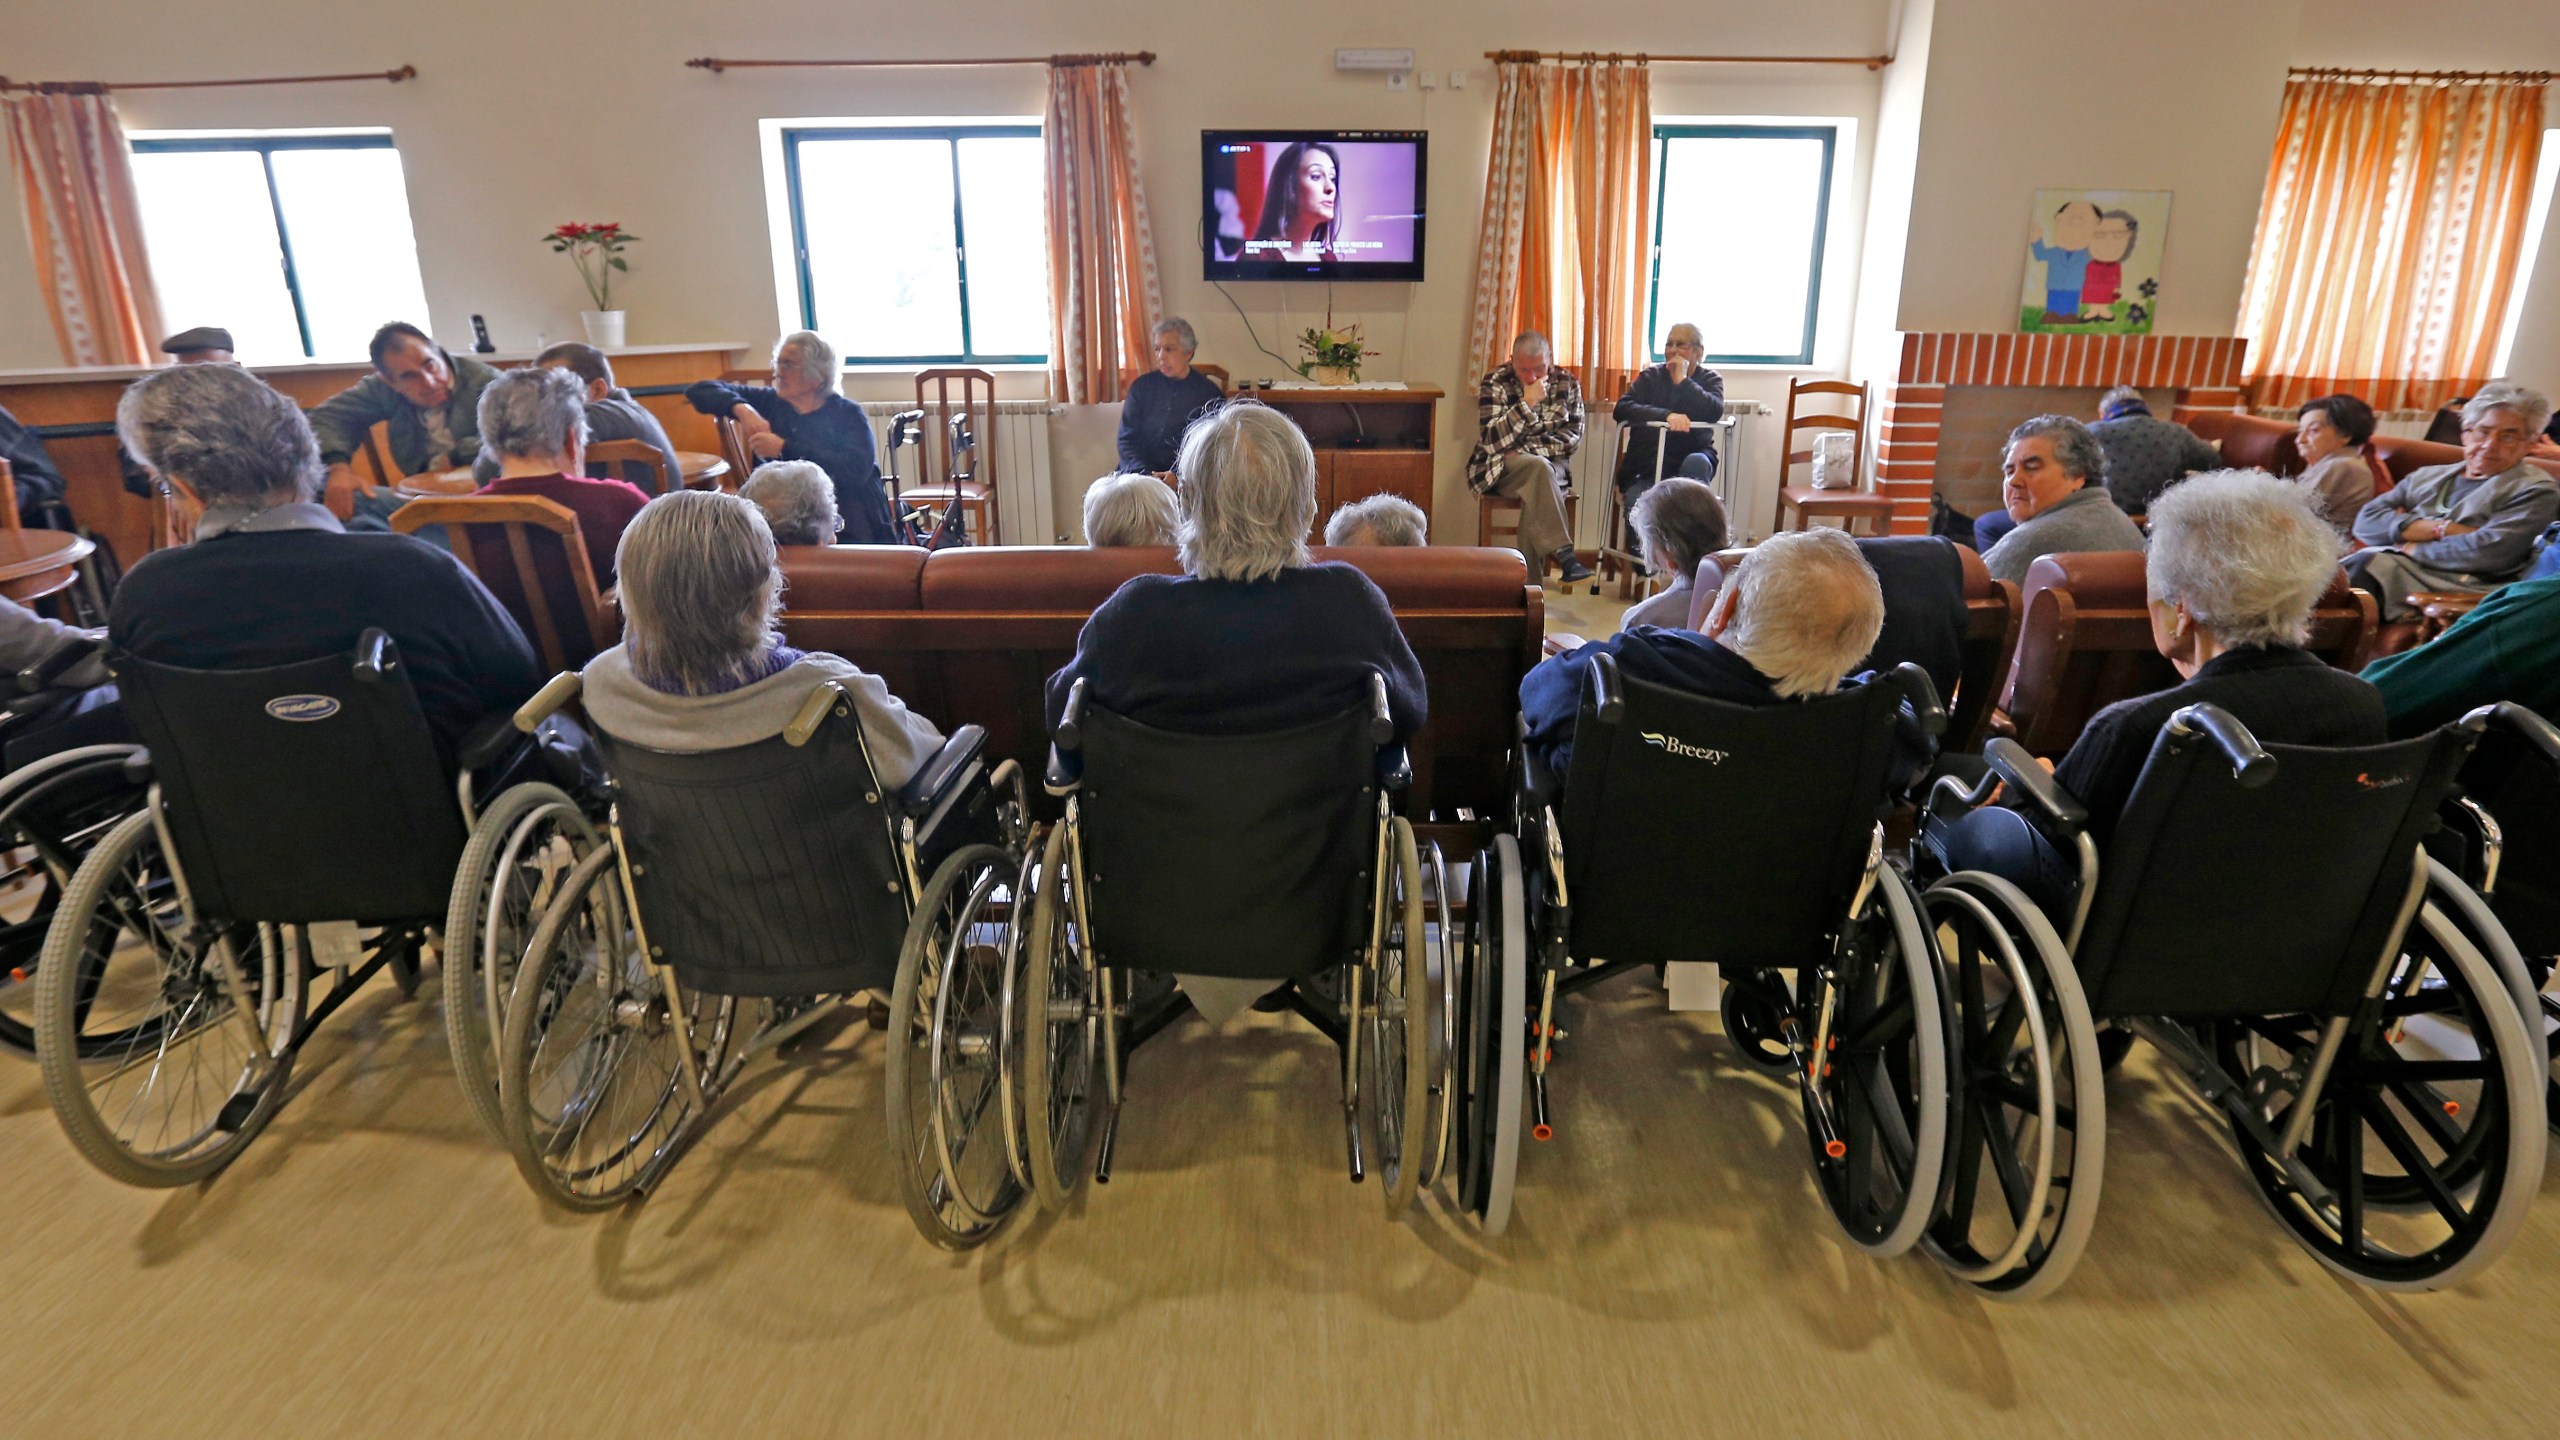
[1918,702,2548,1296]
[1014,672,1455,1220]
[2427,711,2560,1120]
[496,672,1031,1249]
[1477,657,1958,1249]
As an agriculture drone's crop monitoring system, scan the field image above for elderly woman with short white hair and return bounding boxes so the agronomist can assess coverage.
[1118,317,1225,477]
[1081,471,1180,547]
[1617,478,1729,631]
[2347,380,2560,620]
[1612,320,1726,504]
[685,330,896,544]
[1930,469,2387,918]
[581,490,942,784]
[1047,402,1426,739]
[740,460,842,547]
[1322,492,1428,547]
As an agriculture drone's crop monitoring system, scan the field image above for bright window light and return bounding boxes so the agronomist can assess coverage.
[1647,125,1838,366]
[2491,130,2559,378]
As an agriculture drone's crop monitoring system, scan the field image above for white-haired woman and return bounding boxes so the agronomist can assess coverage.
[1046,402,1426,739]
[739,460,842,547]
[1323,492,1427,547]
[581,490,942,782]
[475,365,651,585]
[1118,317,1224,477]
[1612,320,1725,504]
[2347,381,2559,621]
[1618,478,1729,630]
[685,331,897,544]
[1081,472,1180,547]
[1931,470,2387,917]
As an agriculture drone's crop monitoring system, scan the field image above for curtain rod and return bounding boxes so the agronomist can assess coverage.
[2288,66,2551,84]
[1485,50,1891,70]
[687,53,1154,74]
[0,65,417,96]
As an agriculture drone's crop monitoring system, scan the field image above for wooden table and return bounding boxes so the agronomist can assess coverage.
[675,451,730,489]
[428,451,731,494]
[0,528,93,604]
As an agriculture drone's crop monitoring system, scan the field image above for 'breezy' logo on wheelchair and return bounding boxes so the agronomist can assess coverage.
[263,695,343,723]
[1640,731,1728,764]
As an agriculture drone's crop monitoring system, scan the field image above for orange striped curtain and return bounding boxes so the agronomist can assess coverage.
[2237,75,2547,412]
[4,88,164,367]
[1467,59,1653,398]
[1044,60,1162,405]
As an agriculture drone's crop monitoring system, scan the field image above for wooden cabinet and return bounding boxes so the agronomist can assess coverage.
[1247,385,1442,540]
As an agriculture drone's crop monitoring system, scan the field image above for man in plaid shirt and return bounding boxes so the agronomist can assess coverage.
[1468,331,1594,583]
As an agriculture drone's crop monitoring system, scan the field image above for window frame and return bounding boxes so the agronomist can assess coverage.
[1644,122,1839,368]
[128,131,403,361]
[779,123,1047,367]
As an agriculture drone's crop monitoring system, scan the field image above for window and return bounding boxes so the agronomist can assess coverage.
[781,125,1048,364]
[1645,124,1838,366]
[128,131,431,364]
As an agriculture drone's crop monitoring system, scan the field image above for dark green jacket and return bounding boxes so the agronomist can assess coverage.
[2363,577,2560,738]
[307,353,503,475]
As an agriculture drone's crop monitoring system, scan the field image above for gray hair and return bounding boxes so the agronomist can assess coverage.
[1630,478,1729,582]
[2462,381,2554,438]
[1511,330,1552,359]
[1719,528,1884,698]
[739,460,841,545]
[1324,492,1428,547]
[1153,317,1198,354]
[774,330,840,391]
[478,365,589,462]
[2098,384,2147,412]
[1176,401,1314,581]
[116,362,322,507]
[2144,469,2340,649]
[1082,472,1180,547]
[1663,321,1703,350]
[2008,414,2106,484]
[614,490,783,696]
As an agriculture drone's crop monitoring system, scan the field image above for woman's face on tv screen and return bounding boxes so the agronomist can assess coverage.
[1296,151,1337,222]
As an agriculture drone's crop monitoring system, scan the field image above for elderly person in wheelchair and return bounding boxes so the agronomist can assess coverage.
[1023,399,1449,1224]
[1915,468,2550,1298]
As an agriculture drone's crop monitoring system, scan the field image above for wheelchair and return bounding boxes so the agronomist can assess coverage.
[2418,708,2560,1121]
[1477,656,1956,1247]
[28,631,505,1185]
[1014,672,1456,1220]
[1916,702,2549,1297]
[495,672,1032,1249]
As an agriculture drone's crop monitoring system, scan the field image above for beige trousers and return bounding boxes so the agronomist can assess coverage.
[1489,453,1571,567]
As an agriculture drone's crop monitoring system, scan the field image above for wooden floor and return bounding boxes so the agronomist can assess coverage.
[12,579,2560,1436]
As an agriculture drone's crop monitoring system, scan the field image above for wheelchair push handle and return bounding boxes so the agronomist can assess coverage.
[2167,702,2276,788]
[16,632,103,694]
[514,671,584,733]
[1583,651,1626,725]
[1055,677,1090,752]
[1366,671,1395,746]
[2462,700,2560,768]
[1983,737,2090,834]
[352,628,398,682]
[1888,661,1947,739]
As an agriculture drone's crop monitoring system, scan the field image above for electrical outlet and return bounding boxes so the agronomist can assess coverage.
[1449,67,1466,90]
[1386,71,1409,91]
[1417,69,1439,90]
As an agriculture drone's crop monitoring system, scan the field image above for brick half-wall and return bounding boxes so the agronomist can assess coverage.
[1871,333,2248,534]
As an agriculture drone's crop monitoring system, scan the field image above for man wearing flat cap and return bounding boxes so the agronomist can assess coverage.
[162,326,235,363]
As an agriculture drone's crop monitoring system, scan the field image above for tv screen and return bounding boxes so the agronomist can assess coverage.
[1202,130,1426,281]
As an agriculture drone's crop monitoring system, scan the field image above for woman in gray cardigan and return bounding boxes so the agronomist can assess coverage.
[579,490,943,785]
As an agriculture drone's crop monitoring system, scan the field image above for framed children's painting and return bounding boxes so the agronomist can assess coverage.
[2020,189,2171,335]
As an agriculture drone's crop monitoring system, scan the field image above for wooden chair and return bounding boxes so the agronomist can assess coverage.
[903,368,1001,545]
[585,439,673,496]
[0,462,18,535]
[1774,378,1889,536]
[387,496,617,673]
[711,415,759,487]
[1194,363,1231,395]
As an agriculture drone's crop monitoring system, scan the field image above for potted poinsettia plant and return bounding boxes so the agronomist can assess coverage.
[545,221,639,347]
[1296,312,1379,385]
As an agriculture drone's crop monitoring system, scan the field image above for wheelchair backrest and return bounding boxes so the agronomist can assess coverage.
[114,639,465,925]
[1558,669,1908,969]
[601,707,910,999]
[2074,725,2474,1020]
[1076,703,1379,981]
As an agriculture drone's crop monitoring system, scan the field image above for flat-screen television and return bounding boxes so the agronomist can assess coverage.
[1202,130,1427,281]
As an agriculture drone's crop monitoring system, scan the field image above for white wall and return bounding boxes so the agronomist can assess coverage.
[0,0,1891,541]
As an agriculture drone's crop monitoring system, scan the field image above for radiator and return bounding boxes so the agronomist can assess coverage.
[860,399,1060,546]
[1570,401,1764,548]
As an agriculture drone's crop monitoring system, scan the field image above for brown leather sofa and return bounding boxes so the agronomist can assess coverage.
[775,544,1543,825]
[1999,550,2377,757]
[2186,410,2560,486]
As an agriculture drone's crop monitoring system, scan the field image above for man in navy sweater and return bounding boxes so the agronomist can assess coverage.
[113,364,542,774]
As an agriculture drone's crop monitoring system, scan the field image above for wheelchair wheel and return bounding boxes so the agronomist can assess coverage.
[2420,857,2552,1122]
[34,809,305,1186]
[1454,836,1528,1235]
[1414,839,1459,1191]
[1366,817,1433,1216]
[2216,901,2544,1289]
[498,844,726,1211]
[0,747,151,1059]
[888,842,1026,1249]
[1922,872,2106,1300]
[443,782,600,1143]
[1804,863,1949,1257]
[1020,822,1100,1210]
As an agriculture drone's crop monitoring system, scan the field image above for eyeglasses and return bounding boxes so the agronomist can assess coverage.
[2463,425,2532,445]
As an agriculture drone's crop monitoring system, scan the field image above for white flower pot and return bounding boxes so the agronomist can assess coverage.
[580,310,626,347]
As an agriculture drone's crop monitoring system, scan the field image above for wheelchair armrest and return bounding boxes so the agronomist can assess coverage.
[898,725,986,817]
[2464,701,2560,768]
[122,749,154,787]
[17,633,104,695]
[1520,744,1562,812]
[1984,737,2089,836]
[352,627,397,682]
[1923,751,1996,820]
[457,712,526,776]
[1054,677,1089,753]
[2166,703,2277,788]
